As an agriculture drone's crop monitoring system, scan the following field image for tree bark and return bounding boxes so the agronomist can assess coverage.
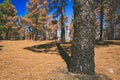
[60,0,65,42]
[108,21,114,40]
[35,15,38,40]
[99,0,104,41]
[69,0,95,75]
[6,29,10,40]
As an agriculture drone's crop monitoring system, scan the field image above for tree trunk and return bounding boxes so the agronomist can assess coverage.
[28,27,31,40]
[35,29,38,40]
[108,0,115,40]
[6,29,9,40]
[60,0,65,42]
[69,0,95,75]
[99,0,104,41]
[35,15,38,40]
[108,22,114,40]
[42,25,46,40]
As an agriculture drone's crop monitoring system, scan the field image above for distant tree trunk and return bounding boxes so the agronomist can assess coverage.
[99,0,104,41]
[6,29,9,40]
[49,31,51,40]
[35,29,38,40]
[69,0,95,75]
[0,34,2,40]
[42,24,46,40]
[35,15,38,40]
[108,12,115,40]
[108,21,114,40]
[13,32,16,40]
[108,0,115,40]
[6,32,9,40]
[60,0,65,42]
[28,27,31,40]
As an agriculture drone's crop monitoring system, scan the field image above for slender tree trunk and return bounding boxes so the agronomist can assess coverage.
[69,0,95,75]
[35,15,38,40]
[35,29,38,40]
[108,0,115,40]
[60,0,65,42]
[108,21,114,40]
[49,31,51,40]
[42,24,46,40]
[6,29,9,40]
[0,34,2,40]
[99,0,104,41]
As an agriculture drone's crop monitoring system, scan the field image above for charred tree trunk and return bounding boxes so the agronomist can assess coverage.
[35,29,38,40]
[35,15,38,41]
[6,29,10,40]
[69,0,95,75]
[99,0,104,41]
[60,0,65,42]
[108,21,114,40]
[42,25,46,40]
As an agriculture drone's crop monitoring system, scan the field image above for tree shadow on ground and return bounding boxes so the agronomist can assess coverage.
[24,40,120,65]
[23,41,115,80]
[24,41,59,54]
[0,45,4,51]
[95,40,120,46]
[24,41,71,68]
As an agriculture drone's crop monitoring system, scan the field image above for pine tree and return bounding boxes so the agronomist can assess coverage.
[49,0,67,42]
[26,0,48,40]
[105,0,119,40]
[0,0,18,40]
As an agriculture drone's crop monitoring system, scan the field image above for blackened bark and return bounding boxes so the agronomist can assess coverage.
[42,25,46,40]
[61,26,65,41]
[35,15,38,41]
[6,29,9,40]
[100,0,104,41]
[6,32,9,40]
[60,0,65,42]
[108,22,114,40]
[35,29,38,40]
[69,0,95,75]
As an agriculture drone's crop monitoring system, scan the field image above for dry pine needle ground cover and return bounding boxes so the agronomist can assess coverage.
[0,40,120,80]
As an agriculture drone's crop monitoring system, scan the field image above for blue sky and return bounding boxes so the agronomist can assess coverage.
[0,0,73,24]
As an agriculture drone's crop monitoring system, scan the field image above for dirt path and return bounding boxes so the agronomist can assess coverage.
[0,40,120,80]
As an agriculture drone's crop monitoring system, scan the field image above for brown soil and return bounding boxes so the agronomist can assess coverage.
[0,40,120,80]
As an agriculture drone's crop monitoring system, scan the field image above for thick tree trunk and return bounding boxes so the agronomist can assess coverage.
[69,0,95,75]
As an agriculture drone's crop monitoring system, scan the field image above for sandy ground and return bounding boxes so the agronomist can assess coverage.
[0,40,120,80]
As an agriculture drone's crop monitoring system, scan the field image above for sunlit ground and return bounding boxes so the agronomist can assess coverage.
[0,40,120,80]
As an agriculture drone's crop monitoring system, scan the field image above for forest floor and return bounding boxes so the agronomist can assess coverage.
[0,40,120,80]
